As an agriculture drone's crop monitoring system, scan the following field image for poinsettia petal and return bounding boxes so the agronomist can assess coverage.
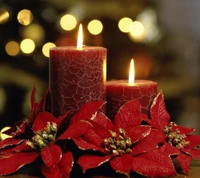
[0,141,34,157]
[84,128,105,147]
[150,92,170,130]
[185,135,200,148]
[41,144,62,167]
[70,101,106,125]
[31,86,37,113]
[88,120,111,140]
[59,151,74,177]
[159,143,180,156]
[132,129,165,155]
[5,118,30,137]
[58,120,93,140]
[126,125,151,143]
[132,149,176,177]
[0,152,39,175]
[72,138,104,152]
[78,155,111,172]
[114,99,142,130]
[0,141,31,155]
[174,125,195,134]
[182,148,200,159]
[176,153,192,175]
[141,114,152,125]
[32,112,56,133]
[13,141,33,152]
[4,119,28,137]
[32,88,49,119]
[56,111,70,127]
[36,88,48,113]
[0,138,24,149]
[93,112,114,130]
[110,154,133,177]
[41,164,62,178]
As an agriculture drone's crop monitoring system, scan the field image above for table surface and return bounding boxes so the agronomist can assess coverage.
[0,160,200,178]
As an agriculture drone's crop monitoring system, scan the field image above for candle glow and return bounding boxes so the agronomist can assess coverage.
[77,24,83,50]
[129,59,135,85]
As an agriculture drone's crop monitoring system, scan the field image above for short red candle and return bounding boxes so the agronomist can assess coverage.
[106,80,157,119]
[49,46,107,117]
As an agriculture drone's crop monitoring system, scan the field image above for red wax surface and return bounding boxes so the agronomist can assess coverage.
[49,46,107,117]
[106,80,157,119]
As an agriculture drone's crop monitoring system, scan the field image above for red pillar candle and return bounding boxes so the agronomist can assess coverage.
[49,25,107,117]
[106,80,157,119]
[106,59,157,119]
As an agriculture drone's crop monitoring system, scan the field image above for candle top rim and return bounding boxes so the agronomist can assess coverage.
[50,46,107,51]
[106,80,157,86]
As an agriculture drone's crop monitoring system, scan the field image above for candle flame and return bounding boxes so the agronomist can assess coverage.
[129,59,135,85]
[77,24,83,50]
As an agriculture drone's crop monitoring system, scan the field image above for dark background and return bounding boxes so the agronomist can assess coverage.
[0,0,200,133]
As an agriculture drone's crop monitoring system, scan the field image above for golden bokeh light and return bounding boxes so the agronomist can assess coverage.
[20,38,35,54]
[0,126,12,141]
[87,20,103,35]
[60,14,77,31]
[22,23,45,45]
[0,8,9,24]
[129,21,144,37]
[17,9,33,26]
[42,42,56,57]
[118,17,132,33]
[5,41,20,56]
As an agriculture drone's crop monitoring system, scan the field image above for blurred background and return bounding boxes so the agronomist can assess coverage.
[0,0,200,133]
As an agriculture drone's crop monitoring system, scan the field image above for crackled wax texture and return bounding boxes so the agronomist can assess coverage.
[49,46,107,117]
[106,80,157,119]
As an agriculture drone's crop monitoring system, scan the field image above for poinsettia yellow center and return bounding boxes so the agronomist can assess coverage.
[27,122,57,149]
[103,128,132,157]
[164,122,190,149]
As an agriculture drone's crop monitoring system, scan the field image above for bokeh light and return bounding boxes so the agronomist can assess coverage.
[42,42,56,57]
[129,21,145,41]
[60,14,77,31]
[87,20,103,35]
[21,23,45,45]
[20,39,35,54]
[17,9,33,26]
[5,41,20,56]
[137,8,161,43]
[0,8,9,24]
[129,21,144,37]
[118,17,132,33]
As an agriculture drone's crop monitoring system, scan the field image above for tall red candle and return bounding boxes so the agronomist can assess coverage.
[49,46,107,117]
[106,59,157,119]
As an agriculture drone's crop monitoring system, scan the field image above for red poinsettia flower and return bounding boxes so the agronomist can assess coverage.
[28,111,73,178]
[58,100,176,177]
[143,91,200,174]
[0,110,73,178]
